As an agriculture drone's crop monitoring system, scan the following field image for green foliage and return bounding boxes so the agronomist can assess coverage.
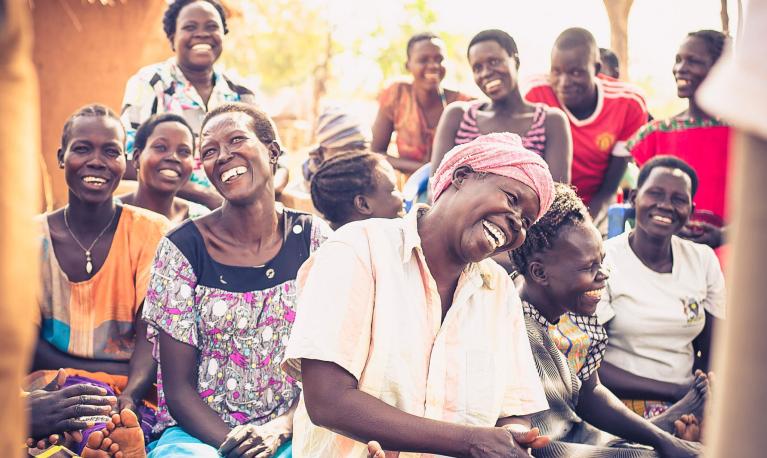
[221,0,333,93]
[366,0,466,82]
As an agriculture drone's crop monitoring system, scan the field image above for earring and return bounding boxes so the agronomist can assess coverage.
[58,161,64,168]
[270,155,279,165]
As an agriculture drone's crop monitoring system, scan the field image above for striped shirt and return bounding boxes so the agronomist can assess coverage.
[454,102,548,156]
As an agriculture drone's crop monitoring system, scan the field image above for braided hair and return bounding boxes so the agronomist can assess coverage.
[310,151,381,226]
[687,29,727,63]
[163,0,229,43]
[61,104,125,151]
[510,183,589,275]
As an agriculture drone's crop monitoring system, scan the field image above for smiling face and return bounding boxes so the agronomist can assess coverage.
[406,38,446,90]
[172,1,224,71]
[468,40,518,101]
[59,116,126,205]
[136,121,195,195]
[200,111,277,204]
[632,166,694,239]
[538,222,608,316]
[364,158,405,219]
[673,36,716,100]
[549,45,598,111]
[446,170,540,263]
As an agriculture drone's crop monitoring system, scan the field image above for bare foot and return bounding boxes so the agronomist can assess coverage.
[82,409,145,458]
[674,414,701,442]
[81,428,120,458]
[651,372,708,433]
[105,409,145,458]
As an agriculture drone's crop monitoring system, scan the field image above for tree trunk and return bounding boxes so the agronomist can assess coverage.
[721,0,730,35]
[602,0,634,80]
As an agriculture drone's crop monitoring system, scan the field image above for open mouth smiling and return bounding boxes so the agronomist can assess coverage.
[220,166,247,183]
[482,219,508,250]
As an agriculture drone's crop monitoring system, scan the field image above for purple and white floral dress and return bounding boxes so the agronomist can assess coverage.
[143,209,329,435]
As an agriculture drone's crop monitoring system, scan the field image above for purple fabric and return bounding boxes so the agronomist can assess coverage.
[60,375,155,453]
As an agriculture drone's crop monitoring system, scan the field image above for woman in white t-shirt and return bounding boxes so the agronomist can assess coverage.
[597,155,725,419]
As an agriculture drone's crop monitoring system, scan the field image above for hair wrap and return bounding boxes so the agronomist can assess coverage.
[431,132,554,221]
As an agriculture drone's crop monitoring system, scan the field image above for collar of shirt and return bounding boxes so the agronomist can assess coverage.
[522,300,558,328]
[165,57,228,107]
[401,204,493,291]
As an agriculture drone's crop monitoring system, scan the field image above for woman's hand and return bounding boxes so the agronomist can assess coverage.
[466,425,549,458]
[26,383,116,440]
[679,221,724,248]
[218,420,291,458]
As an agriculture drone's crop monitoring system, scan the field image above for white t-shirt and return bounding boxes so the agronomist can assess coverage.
[597,232,726,386]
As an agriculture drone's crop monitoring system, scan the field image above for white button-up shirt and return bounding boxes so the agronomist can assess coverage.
[283,206,548,457]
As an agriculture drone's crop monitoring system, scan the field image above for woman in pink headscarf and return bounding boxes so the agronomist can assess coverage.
[282,133,554,457]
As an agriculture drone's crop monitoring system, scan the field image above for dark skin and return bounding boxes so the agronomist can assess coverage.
[372,38,463,174]
[672,35,726,249]
[599,167,720,401]
[520,222,702,457]
[431,40,572,184]
[159,111,295,455]
[26,370,117,443]
[123,1,226,209]
[33,115,156,416]
[119,121,198,225]
[550,44,630,220]
[331,158,405,230]
[301,169,549,456]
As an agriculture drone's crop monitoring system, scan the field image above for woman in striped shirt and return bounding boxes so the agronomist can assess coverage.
[431,29,572,184]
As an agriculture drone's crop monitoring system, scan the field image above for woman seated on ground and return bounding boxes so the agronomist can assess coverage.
[371,32,473,175]
[310,150,404,230]
[121,0,288,208]
[628,30,729,260]
[28,104,171,455]
[138,103,330,457]
[431,29,572,184]
[282,133,553,457]
[510,183,705,457]
[118,113,209,225]
[597,156,725,419]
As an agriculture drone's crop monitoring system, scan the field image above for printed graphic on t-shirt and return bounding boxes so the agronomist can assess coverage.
[595,132,616,152]
[683,297,703,323]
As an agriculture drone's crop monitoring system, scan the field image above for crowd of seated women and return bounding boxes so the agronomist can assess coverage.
[23,1,729,457]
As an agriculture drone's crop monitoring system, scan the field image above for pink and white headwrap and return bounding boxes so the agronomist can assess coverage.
[431,132,554,221]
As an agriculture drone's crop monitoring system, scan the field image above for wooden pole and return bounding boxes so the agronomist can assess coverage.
[602,0,634,80]
[0,0,41,453]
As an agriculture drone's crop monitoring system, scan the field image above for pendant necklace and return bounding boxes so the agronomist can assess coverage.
[63,206,117,275]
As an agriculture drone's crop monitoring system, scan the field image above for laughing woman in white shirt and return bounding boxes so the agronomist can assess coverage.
[282,133,554,457]
[597,155,725,419]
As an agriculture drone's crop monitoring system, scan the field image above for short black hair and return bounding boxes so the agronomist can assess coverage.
[687,29,727,63]
[468,29,519,64]
[599,47,620,76]
[636,155,699,198]
[133,113,196,153]
[510,183,589,275]
[406,32,440,59]
[310,151,381,226]
[61,104,125,152]
[201,102,277,146]
[163,0,228,43]
[554,27,598,60]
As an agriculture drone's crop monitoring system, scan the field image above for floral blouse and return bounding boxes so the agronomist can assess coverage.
[143,209,329,434]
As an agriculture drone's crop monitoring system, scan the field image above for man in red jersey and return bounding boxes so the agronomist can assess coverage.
[526,28,648,221]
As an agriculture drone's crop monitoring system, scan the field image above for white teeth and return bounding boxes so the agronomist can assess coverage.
[485,80,502,91]
[220,166,247,183]
[159,169,180,178]
[677,79,691,87]
[482,219,507,249]
[83,176,106,185]
[652,215,673,224]
[583,288,605,299]
[192,44,212,51]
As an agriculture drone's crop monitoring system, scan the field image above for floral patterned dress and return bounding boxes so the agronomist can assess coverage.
[143,209,329,435]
